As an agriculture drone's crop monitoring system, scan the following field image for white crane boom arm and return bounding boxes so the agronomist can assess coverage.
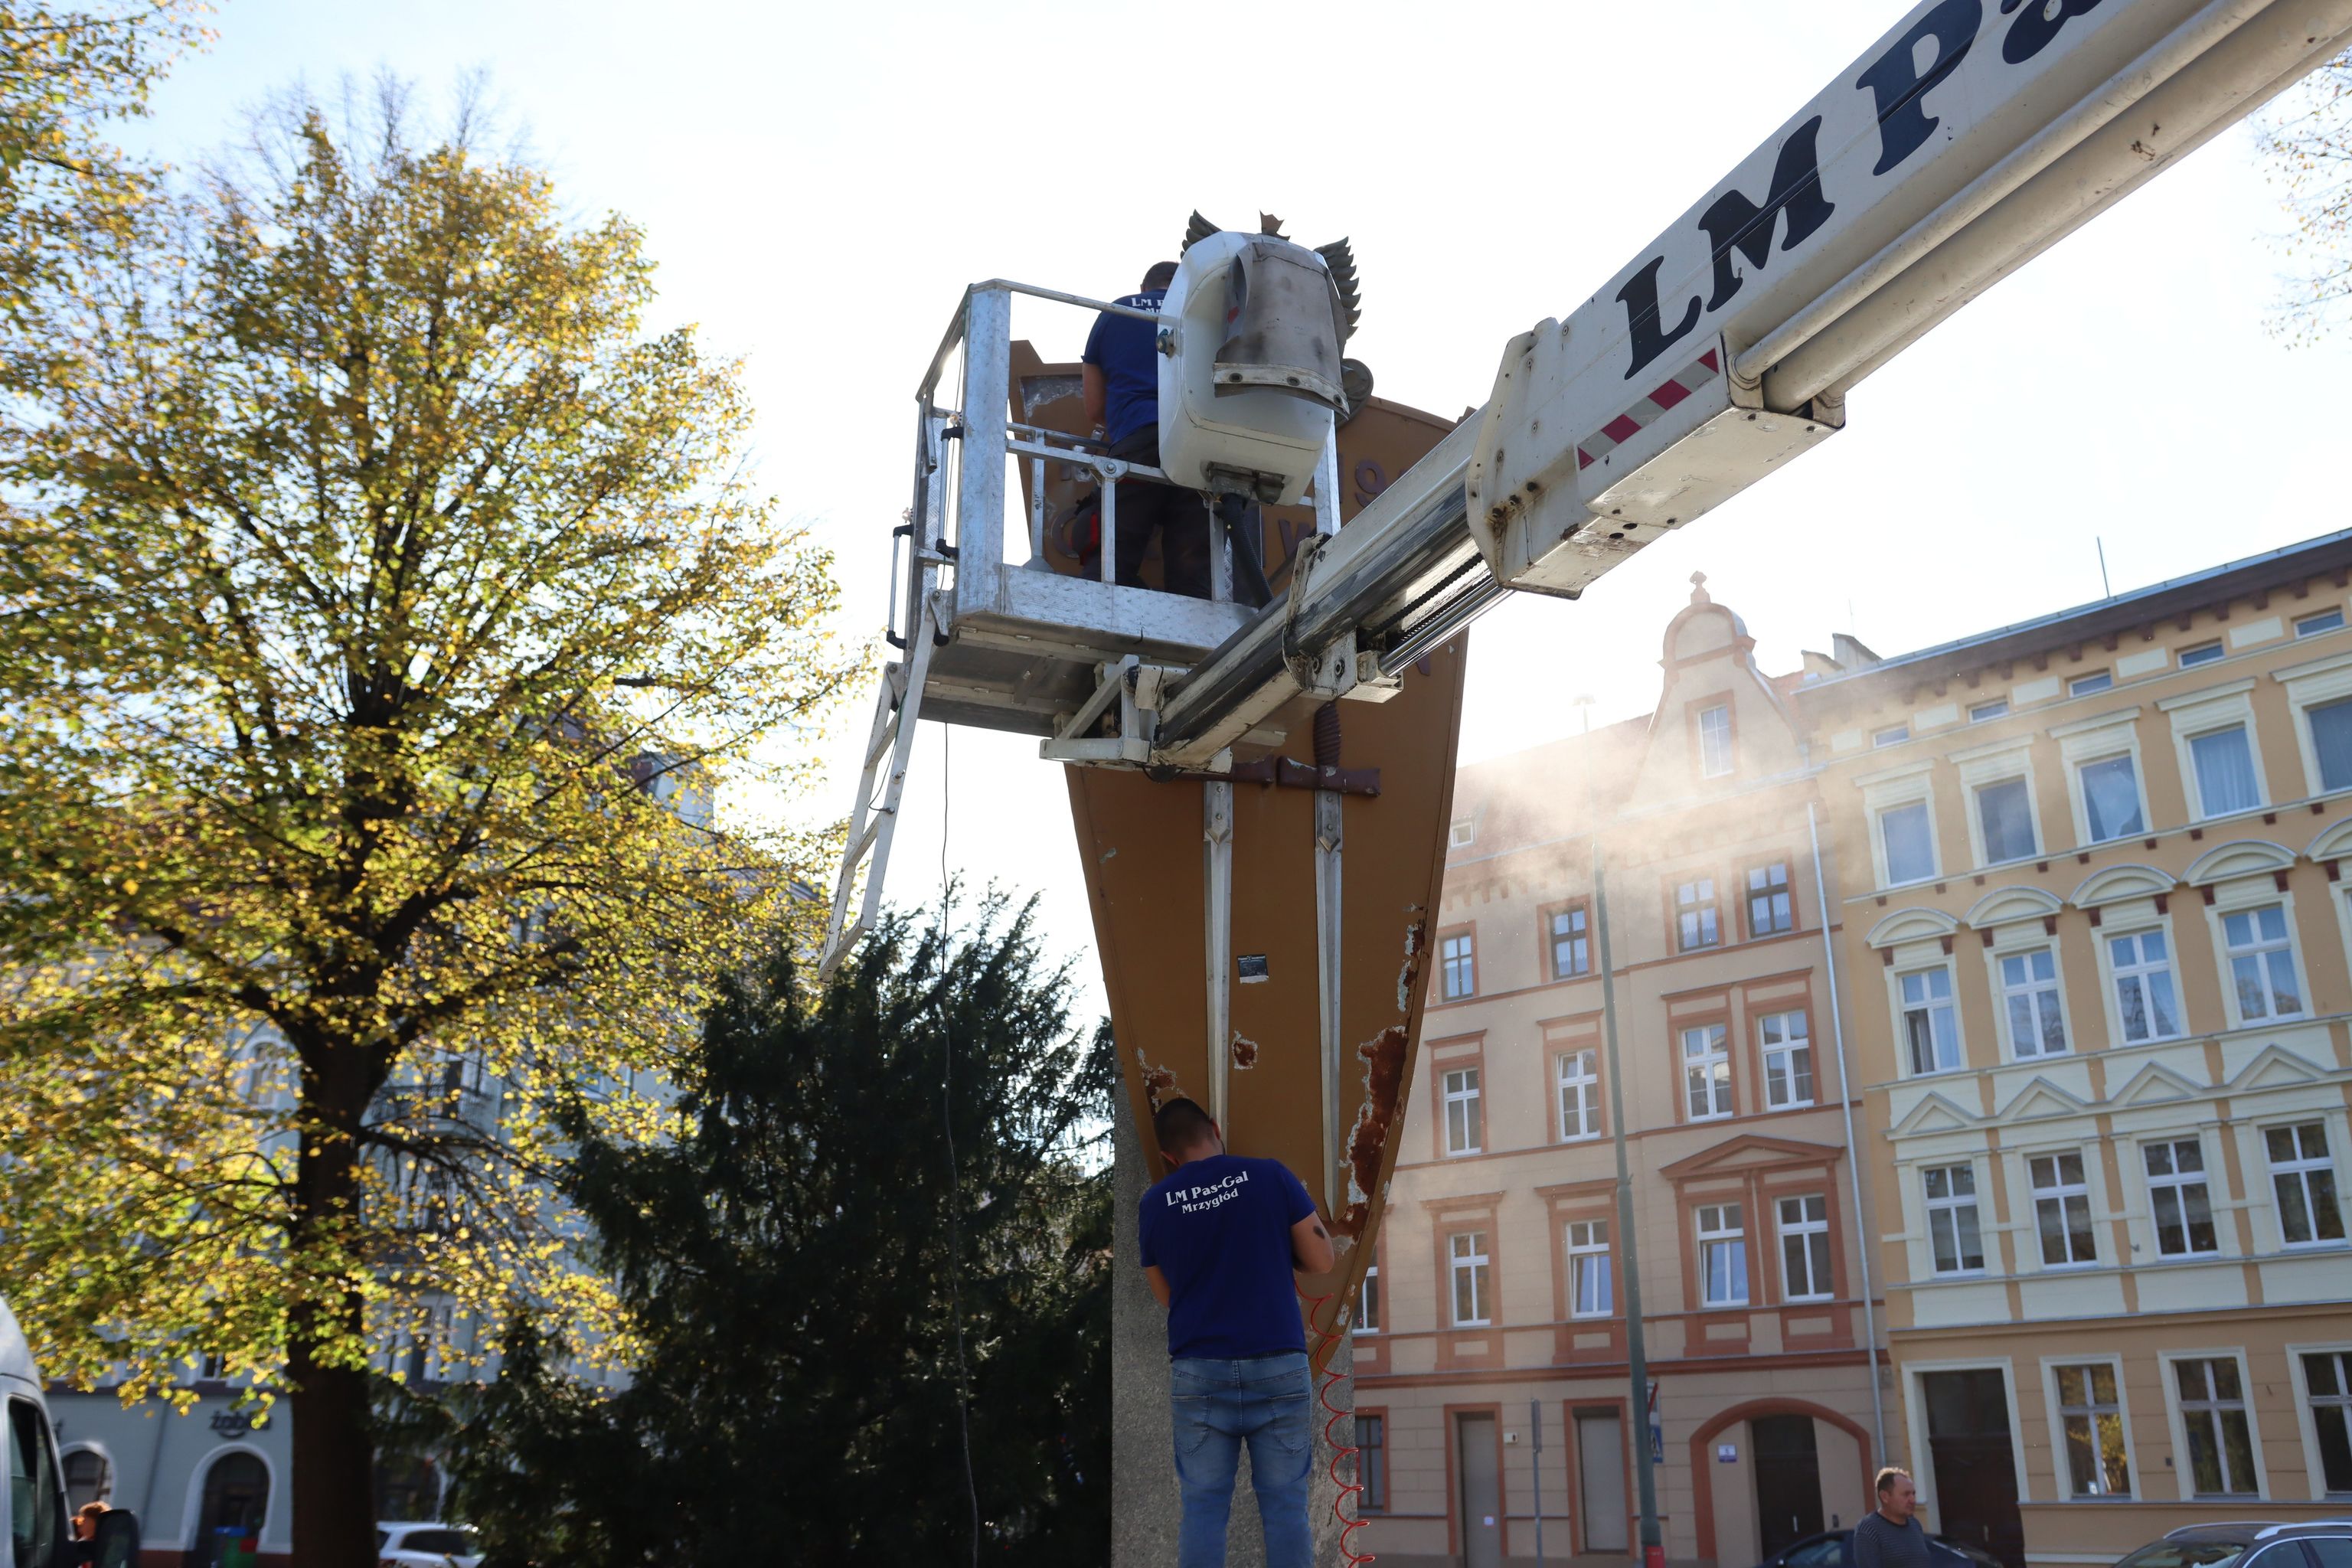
[1145,0,2352,763]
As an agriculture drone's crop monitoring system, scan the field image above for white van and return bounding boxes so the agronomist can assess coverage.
[2,1296,139,1567]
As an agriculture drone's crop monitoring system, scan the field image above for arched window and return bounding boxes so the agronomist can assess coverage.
[190,1451,269,1568]
[62,1446,111,1509]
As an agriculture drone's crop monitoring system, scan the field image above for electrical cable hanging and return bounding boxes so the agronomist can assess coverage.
[939,724,980,1566]
[1298,1284,1377,1566]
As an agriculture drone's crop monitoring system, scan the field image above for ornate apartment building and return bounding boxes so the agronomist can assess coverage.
[1364,533,2352,1568]
[1358,579,1886,1568]
[1798,533,2352,1568]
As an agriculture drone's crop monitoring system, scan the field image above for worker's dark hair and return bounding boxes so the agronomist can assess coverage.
[1153,1096,1217,1152]
[1142,260,1179,290]
[1874,1466,1912,1494]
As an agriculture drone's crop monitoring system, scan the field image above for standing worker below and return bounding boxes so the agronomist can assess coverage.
[1081,263,1264,604]
[1854,1468,1930,1568]
[1139,1096,1336,1568]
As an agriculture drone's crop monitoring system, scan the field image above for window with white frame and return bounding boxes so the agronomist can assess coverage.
[2143,1138,2219,1257]
[1777,1194,1832,1301]
[1449,817,1475,848]
[1566,1220,1612,1318]
[2180,641,2224,668]
[2077,753,2145,841]
[1557,1049,1599,1140]
[1971,698,2008,723]
[1900,967,1962,1075]
[1975,776,2037,864]
[1442,1067,1483,1156]
[2308,696,2352,794]
[2189,724,2262,817]
[1923,1163,1984,1274]
[1675,877,1721,951]
[1449,1230,1491,1325]
[2298,607,2345,638]
[2223,904,2304,1022]
[2030,1151,2096,1266]
[2070,671,2114,697]
[2108,929,2182,1043]
[1999,946,2068,1059]
[1354,1265,1380,1334]
[1681,1024,1732,1120]
[2266,1122,2345,1246]
[1698,704,1734,777]
[2174,1357,2259,1496]
[1550,903,1591,978]
[2299,1349,2352,1495]
[1746,861,1795,937]
[1759,1010,1815,1109]
[1440,932,1476,999]
[2053,1363,2132,1497]
[1879,800,1937,885]
[1697,1203,1748,1306]
[1874,724,1909,748]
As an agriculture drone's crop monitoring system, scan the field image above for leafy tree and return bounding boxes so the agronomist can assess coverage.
[434,897,1115,1566]
[0,1,207,321]
[2262,49,2352,337]
[0,80,860,1568]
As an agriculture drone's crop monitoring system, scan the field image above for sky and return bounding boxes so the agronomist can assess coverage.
[129,1,2351,1020]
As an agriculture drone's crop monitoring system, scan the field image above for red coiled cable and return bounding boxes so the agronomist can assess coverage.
[1298,1285,1377,1566]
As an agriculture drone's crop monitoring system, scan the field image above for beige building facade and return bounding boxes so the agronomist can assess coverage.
[1358,580,1886,1568]
[1799,533,2352,1568]
[1362,534,2352,1568]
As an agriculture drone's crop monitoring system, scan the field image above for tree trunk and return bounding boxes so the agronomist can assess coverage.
[288,1107,381,1568]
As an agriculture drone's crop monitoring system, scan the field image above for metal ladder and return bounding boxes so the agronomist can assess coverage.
[817,413,954,981]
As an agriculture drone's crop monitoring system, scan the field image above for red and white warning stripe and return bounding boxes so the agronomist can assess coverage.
[1576,347,1721,471]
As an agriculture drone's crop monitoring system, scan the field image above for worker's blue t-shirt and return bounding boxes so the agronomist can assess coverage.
[1083,288,1165,446]
[1139,1152,1318,1360]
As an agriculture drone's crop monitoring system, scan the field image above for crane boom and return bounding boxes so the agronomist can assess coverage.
[1137,0,2352,767]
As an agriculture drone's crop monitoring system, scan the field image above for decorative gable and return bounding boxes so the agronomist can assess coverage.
[1658,1131,1842,1180]
[2308,817,2352,864]
[1964,886,2063,929]
[2229,1043,2327,1093]
[2184,839,2296,887]
[1994,1075,2091,1124]
[1891,1092,1978,1137]
[2109,1060,2207,1107]
[1867,907,1959,949]
[2070,864,2175,906]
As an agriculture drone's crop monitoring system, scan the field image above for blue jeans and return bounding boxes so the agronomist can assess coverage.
[1170,1352,1315,1568]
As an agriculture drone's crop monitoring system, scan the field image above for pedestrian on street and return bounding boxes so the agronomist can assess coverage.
[1854,1467,1931,1568]
[1138,1095,1337,1568]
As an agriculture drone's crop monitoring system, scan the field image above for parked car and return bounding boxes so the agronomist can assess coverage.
[2113,1521,2352,1568]
[377,1521,484,1568]
[1753,1527,2008,1568]
[1,1294,142,1568]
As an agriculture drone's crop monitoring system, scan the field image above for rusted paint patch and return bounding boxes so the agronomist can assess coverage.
[1395,919,1426,1013]
[1334,1023,1409,1237]
[1230,1031,1259,1070]
[1134,1047,1182,1112]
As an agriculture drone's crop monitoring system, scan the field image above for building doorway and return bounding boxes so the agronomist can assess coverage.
[189,1451,270,1568]
[1456,1413,1501,1568]
[1577,1410,1629,1553]
[1753,1413,1823,1557]
[1919,1370,2024,1568]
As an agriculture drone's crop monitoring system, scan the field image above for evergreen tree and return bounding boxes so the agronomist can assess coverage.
[440,893,1114,1564]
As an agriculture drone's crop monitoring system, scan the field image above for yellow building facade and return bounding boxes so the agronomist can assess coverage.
[1800,534,2352,1568]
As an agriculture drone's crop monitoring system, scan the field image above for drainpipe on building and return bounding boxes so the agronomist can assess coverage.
[1592,841,1663,1568]
[1807,799,1888,1467]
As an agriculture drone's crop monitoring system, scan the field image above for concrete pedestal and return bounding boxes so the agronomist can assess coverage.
[1112,1107,1358,1567]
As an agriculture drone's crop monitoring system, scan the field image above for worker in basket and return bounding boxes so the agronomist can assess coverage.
[1139,1095,1336,1566]
[1080,263,1269,606]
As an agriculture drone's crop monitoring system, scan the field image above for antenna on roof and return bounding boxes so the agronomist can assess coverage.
[2097,536,2113,599]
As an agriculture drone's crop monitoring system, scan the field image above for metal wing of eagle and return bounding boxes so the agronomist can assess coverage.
[1181,210,1362,344]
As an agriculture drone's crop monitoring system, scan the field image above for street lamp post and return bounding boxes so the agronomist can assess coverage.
[1595,839,1663,1568]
